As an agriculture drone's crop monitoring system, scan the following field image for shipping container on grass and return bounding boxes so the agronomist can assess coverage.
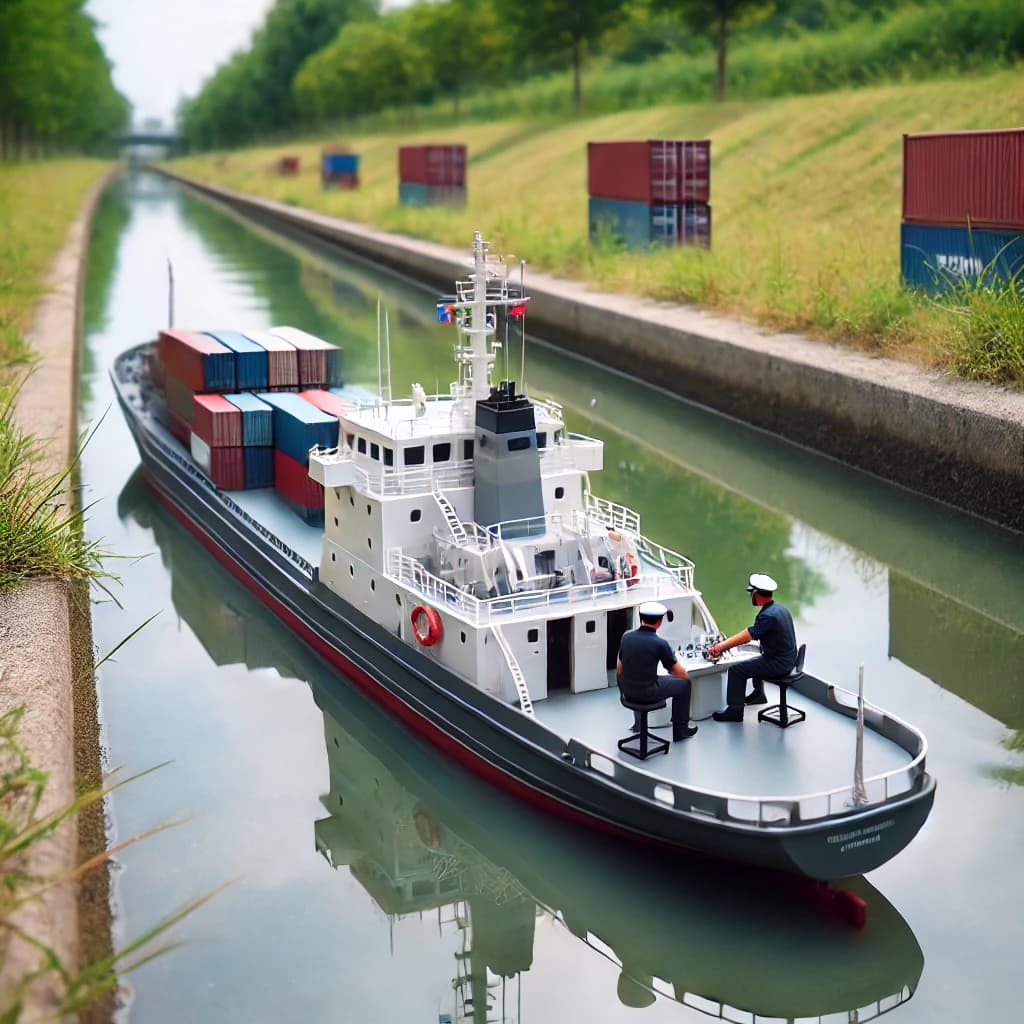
[259,391,339,465]
[588,140,711,204]
[223,393,273,447]
[204,330,269,390]
[192,394,243,448]
[274,448,325,526]
[277,155,300,175]
[900,221,1024,293]
[159,328,235,392]
[589,197,711,249]
[398,182,466,207]
[398,144,466,186]
[903,129,1024,230]
[322,150,360,189]
[242,329,299,389]
[190,434,245,490]
[269,326,342,387]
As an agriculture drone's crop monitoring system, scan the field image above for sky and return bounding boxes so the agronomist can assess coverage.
[87,0,413,127]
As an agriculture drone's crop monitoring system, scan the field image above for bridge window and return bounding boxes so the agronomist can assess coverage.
[383,447,393,466]
[537,432,547,448]
[357,437,366,454]
[508,436,530,452]
[371,442,380,461]
[345,433,354,449]
[433,441,451,462]
[463,440,474,459]
[405,445,425,466]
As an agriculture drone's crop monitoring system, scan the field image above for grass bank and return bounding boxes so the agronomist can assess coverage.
[0,160,113,590]
[172,70,1024,388]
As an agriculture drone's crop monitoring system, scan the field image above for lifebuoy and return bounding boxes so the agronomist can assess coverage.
[413,804,440,849]
[411,604,443,646]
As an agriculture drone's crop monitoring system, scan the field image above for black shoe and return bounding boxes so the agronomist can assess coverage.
[744,688,768,706]
[673,724,698,741]
[713,707,744,723]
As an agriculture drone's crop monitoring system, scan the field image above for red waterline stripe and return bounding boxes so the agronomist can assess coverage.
[145,474,662,848]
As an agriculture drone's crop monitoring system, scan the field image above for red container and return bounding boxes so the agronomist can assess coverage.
[190,434,246,490]
[278,155,300,175]
[299,389,352,421]
[588,140,710,204]
[158,328,234,392]
[192,394,243,448]
[398,145,466,186]
[268,326,338,387]
[274,448,323,510]
[903,129,1024,230]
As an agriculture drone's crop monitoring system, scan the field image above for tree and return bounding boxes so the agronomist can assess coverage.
[656,0,774,100]
[507,0,629,115]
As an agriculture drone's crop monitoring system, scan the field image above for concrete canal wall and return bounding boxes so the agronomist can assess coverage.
[0,168,115,1019]
[160,169,1024,534]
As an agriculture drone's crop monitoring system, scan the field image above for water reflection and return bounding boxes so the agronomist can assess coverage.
[118,468,924,1020]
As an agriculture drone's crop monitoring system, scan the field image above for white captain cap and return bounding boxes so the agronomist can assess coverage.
[747,572,778,593]
[638,601,668,619]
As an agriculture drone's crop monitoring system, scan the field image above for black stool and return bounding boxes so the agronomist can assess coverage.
[618,698,670,760]
[758,643,807,729]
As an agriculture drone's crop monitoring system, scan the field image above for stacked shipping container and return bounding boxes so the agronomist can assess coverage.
[398,145,466,206]
[156,326,345,518]
[901,129,1024,292]
[587,140,711,249]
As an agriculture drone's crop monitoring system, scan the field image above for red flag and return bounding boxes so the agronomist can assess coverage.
[509,303,527,319]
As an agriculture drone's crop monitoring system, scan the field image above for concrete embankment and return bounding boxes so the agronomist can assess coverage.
[160,169,1024,533]
[0,168,116,1019]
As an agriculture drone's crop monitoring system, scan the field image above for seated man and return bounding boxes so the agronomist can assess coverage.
[617,601,698,742]
[710,572,798,723]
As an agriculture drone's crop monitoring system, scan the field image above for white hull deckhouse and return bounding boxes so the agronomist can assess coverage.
[112,232,935,887]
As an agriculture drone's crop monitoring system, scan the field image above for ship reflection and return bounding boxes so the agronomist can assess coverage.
[119,468,925,1021]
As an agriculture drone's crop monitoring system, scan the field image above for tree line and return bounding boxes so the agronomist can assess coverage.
[178,0,967,152]
[0,0,129,159]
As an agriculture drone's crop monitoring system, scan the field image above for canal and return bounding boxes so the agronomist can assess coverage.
[80,170,1024,1022]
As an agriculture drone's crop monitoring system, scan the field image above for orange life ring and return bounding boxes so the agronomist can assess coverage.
[413,804,440,849]
[411,604,443,646]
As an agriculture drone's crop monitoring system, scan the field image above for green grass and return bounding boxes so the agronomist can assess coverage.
[171,69,1024,387]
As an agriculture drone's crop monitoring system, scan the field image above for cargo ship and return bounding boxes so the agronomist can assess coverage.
[112,231,935,881]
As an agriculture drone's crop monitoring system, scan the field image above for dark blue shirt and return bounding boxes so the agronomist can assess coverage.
[748,601,797,673]
[618,625,677,700]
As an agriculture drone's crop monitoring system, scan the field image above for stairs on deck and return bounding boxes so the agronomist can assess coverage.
[490,625,534,716]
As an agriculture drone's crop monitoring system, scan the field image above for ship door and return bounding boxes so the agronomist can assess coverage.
[547,617,572,692]
[607,607,631,670]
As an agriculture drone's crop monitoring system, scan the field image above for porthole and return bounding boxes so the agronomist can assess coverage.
[366,504,371,516]
[349,494,354,506]
[528,628,539,643]
[395,594,402,606]
[370,579,376,591]
[368,537,372,550]
[460,631,466,644]
[555,486,564,499]
[349,565,355,577]
[410,509,422,522]
[585,619,596,634]
[331,552,336,562]
[333,516,339,527]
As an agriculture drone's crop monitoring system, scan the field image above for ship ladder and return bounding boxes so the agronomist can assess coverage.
[432,486,468,547]
[490,625,534,716]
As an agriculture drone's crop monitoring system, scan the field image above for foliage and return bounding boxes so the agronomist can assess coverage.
[0,0,129,158]
[0,706,227,1020]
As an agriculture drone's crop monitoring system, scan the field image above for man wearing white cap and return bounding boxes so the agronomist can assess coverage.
[710,573,798,723]
[616,601,698,742]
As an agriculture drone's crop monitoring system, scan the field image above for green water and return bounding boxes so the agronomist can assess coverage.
[80,171,1024,1022]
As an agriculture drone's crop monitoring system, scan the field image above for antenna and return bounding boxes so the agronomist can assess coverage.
[383,309,393,409]
[376,297,383,403]
[853,664,867,805]
[167,258,175,327]
[519,260,527,392]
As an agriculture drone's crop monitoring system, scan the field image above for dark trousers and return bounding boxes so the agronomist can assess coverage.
[626,677,693,729]
[725,655,792,707]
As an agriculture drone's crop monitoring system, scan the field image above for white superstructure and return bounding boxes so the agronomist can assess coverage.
[308,233,720,711]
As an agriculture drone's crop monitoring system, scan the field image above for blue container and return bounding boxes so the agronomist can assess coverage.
[204,330,269,390]
[223,393,273,447]
[243,447,274,489]
[399,182,430,206]
[259,392,338,465]
[589,196,679,248]
[901,222,1024,293]
[323,153,359,175]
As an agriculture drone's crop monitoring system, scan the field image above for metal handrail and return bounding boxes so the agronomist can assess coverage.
[584,493,641,535]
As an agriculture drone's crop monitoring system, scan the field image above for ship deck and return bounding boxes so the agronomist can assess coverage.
[228,486,323,565]
[534,685,913,799]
